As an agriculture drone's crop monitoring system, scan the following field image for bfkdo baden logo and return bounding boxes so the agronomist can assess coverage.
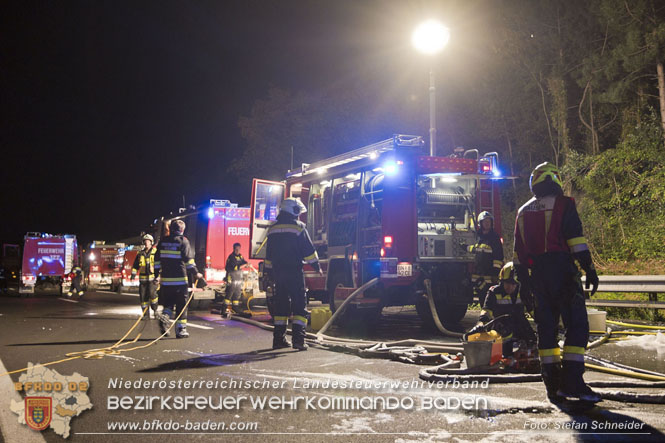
[25,397,52,431]
[10,363,92,438]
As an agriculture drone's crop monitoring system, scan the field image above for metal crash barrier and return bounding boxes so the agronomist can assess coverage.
[582,275,665,311]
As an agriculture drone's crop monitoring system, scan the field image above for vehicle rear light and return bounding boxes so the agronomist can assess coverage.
[352,252,358,261]
[380,248,385,257]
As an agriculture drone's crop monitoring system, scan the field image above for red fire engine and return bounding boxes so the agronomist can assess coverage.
[110,245,141,292]
[152,199,259,306]
[249,135,504,327]
[19,233,79,294]
[86,241,124,290]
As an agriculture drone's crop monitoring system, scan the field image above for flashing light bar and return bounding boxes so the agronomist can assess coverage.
[286,135,423,178]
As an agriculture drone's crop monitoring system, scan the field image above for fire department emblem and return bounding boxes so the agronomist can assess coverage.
[25,397,52,431]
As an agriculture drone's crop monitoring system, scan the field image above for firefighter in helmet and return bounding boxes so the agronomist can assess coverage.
[224,242,248,317]
[131,234,159,318]
[468,262,536,358]
[469,211,504,307]
[514,162,600,403]
[264,198,321,351]
[154,219,202,338]
[67,264,84,297]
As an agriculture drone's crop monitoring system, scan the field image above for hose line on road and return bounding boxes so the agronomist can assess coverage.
[1,286,198,377]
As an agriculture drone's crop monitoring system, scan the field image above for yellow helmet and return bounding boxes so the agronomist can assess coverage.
[529,162,562,193]
[499,262,517,283]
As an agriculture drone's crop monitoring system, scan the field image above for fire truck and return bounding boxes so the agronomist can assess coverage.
[19,233,79,294]
[151,199,260,307]
[110,245,141,292]
[86,241,124,290]
[249,135,505,327]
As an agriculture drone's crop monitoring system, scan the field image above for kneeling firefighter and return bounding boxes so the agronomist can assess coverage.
[514,162,600,403]
[468,262,536,357]
[264,198,322,351]
[469,211,503,307]
[67,264,84,297]
[224,242,248,317]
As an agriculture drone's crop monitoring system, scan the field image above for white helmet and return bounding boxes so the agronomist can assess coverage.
[142,234,154,243]
[279,198,307,217]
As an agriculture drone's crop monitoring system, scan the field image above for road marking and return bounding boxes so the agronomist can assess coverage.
[59,298,79,303]
[166,320,213,330]
[0,357,47,443]
[97,291,139,297]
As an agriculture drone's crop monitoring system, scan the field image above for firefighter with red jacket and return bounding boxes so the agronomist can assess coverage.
[469,211,504,307]
[131,234,159,318]
[264,198,321,351]
[154,219,202,338]
[513,162,600,403]
[468,262,536,358]
[224,242,248,316]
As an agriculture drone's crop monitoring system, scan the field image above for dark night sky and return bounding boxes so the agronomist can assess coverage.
[1,0,492,245]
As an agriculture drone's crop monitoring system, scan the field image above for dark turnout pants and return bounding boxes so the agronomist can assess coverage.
[139,280,158,311]
[531,253,589,373]
[160,285,189,326]
[272,268,308,345]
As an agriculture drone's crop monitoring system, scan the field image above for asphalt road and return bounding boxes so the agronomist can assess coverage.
[0,291,664,442]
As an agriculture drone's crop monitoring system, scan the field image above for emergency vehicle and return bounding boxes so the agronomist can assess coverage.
[19,233,79,294]
[151,199,259,306]
[86,241,124,290]
[110,245,141,292]
[249,134,505,326]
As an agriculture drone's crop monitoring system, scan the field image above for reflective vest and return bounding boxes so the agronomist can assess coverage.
[133,247,157,281]
[513,194,589,268]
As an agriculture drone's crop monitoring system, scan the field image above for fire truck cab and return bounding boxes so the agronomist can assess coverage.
[249,135,504,327]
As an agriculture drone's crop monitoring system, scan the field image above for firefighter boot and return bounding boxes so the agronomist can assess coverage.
[175,323,189,339]
[158,311,171,337]
[557,361,601,403]
[541,363,563,403]
[272,325,291,349]
[150,304,159,319]
[292,324,308,351]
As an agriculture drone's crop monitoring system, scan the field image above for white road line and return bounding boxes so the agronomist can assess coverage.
[97,291,139,297]
[167,320,213,330]
[0,358,47,443]
[59,298,79,303]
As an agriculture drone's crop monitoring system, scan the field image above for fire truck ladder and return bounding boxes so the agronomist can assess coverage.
[286,134,424,178]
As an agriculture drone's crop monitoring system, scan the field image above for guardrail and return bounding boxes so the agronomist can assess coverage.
[582,275,665,310]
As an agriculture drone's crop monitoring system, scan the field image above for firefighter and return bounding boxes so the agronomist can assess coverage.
[469,211,504,307]
[224,242,248,317]
[468,262,536,358]
[67,265,84,297]
[513,162,600,403]
[154,219,202,338]
[264,198,321,351]
[131,234,159,318]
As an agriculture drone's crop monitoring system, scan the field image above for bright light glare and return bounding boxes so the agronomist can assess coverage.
[384,163,398,175]
[89,253,95,260]
[493,169,501,177]
[412,20,450,55]
[207,208,215,219]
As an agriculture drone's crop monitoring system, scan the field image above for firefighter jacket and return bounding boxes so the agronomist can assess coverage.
[479,283,534,324]
[264,213,320,272]
[513,194,589,269]
[154,234,199,286]
[469,230,503,276]
[225,253,248,275]
[132,247,157,281]
[71,266,82,278]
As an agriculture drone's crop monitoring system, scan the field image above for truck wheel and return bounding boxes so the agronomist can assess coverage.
[327,272,349,313]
